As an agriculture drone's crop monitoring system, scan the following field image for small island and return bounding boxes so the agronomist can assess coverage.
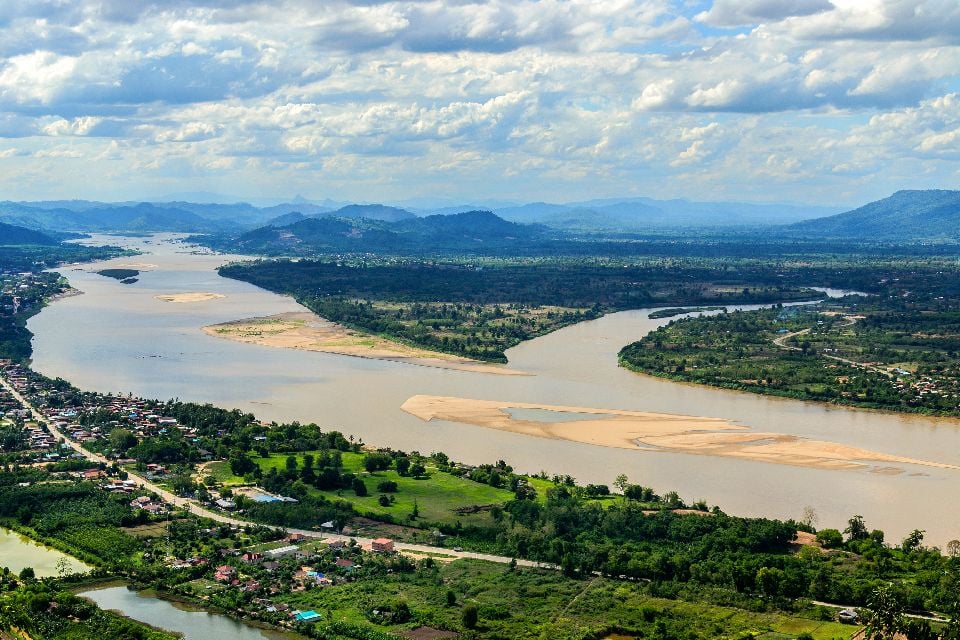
[96,268,140,284]
[648,306,726,319]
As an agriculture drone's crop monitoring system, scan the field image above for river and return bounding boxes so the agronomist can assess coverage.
[28,235,960,545]
[79,585,295,640]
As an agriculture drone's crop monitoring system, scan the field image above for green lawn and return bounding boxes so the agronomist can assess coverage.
[207,452,544,527]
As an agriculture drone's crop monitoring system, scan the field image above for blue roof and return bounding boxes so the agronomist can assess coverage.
[294,610,321,621]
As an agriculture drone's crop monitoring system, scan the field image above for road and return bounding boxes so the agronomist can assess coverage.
[0,373,552,569]
[771,317,895,378]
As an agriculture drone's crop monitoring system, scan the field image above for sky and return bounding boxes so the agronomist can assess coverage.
[0,0,958,207]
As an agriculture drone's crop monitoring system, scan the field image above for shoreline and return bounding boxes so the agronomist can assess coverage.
[619,360,960,425]
[401,395,960,473]
[203,311,529,376]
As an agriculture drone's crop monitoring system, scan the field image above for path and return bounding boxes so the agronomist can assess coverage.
[771,317,895,378]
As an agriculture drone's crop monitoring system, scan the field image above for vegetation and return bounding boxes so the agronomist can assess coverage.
[620,268,960,415]
[220,258,820,361]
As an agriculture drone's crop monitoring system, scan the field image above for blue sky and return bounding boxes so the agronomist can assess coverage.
[0,0,958,206]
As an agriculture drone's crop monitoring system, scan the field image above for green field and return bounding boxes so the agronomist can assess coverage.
[207,451,558,527]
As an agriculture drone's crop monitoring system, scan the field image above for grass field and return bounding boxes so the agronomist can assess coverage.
[205,451,561,527]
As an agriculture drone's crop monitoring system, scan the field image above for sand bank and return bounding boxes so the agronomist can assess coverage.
[156,292,226,303]
[203,312,527,376]
[401,395,960,473]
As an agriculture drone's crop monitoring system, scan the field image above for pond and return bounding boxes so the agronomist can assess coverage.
[0,527,90,577]
[79,585,299,640]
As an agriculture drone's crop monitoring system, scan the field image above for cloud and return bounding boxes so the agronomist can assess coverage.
[0,0,956,204]
[697,0,834,27]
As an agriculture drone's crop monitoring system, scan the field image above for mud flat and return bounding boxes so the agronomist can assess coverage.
[401,395,960,473]
[203,312,527,376]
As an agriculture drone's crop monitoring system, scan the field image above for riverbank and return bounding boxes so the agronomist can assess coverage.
[203,311,529,376]
[401,395,960,473]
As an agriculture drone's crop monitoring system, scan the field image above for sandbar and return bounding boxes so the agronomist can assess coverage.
[156,292,226,303]
[203,312,528,376]
[401,395,960,473]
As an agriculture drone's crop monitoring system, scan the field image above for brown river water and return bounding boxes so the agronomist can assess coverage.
[28,235,960,545]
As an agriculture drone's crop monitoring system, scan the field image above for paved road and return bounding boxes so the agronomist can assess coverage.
[1,373,551,569]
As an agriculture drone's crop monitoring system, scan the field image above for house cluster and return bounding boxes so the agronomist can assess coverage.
[129,494,168,515]
[1,362,200,456]
[186,533,368,619]
[893,373,960,407]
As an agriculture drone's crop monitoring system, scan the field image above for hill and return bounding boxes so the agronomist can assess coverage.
[0,222,58,245]
[230,210,545,255]
[788,190,960,241]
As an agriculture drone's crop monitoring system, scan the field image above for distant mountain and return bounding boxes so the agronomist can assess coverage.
[264,211,309,227]
[329,204,416,223]
[0,222,58,245]
[229,210,544,255]
[787,190,960,241]
[393,210,532,239]
[492,197,840,231]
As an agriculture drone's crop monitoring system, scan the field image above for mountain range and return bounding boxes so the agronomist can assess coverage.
[1,190,958,245]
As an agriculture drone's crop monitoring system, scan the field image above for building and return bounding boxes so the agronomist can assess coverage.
[371,537,394,553]
[292,610,322,624]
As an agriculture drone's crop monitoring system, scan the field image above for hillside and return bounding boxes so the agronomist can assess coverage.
[0,222,57,245]
[230,210,544,255]
[788,190,960,241]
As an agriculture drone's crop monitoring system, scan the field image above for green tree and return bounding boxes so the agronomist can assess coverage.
[462,604,478,629]
[845,514,869,542]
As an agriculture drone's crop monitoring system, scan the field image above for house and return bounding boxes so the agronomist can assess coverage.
[241,552,264,564]
[371,538,394,553]
[292,610,321,624]
[334,558,355,570]
[214,565,236,582]
[215,498,236,510]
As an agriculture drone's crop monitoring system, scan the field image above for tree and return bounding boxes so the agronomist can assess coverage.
[901,529,925,554]
[18,567,34,581]
[862,584,903,640]
[461,604,478,629]
[614,474,629,494]
[395,456,411,476]
[815,528,843,549]
[756,566,783,598]
[446,590,456,606]
[845,514,869,542]
[110,428,137,452]
[352,477,368,497]
[801,505,818,528]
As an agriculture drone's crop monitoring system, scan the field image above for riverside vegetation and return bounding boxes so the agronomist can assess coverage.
[219,258,822,362]
[619,260,960,416]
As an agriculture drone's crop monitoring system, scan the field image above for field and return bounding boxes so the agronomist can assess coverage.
[205,451,557,528]
[272,559,857,640]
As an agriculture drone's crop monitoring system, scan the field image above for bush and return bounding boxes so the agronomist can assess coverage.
[816,528,843,549]
[376,480,398,493]
[352,477,368,497]
[462,604,478,629]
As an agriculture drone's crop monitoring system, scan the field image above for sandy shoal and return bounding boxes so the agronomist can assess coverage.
[203,312,527,376]
[401,395,960,473]
[156,292,226,303]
